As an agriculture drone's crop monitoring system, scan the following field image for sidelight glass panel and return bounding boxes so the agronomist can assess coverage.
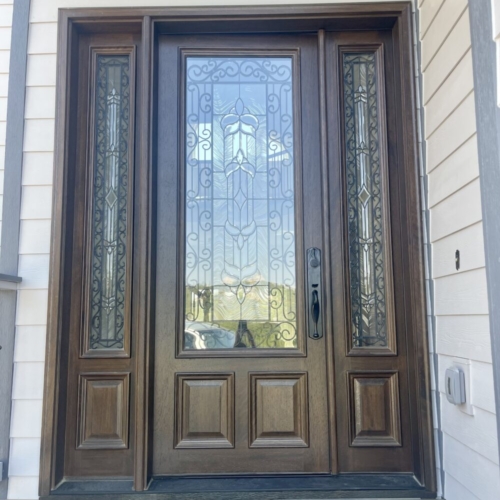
[343,52,389,349]
[183,56,297,350]
[88,55,131,351]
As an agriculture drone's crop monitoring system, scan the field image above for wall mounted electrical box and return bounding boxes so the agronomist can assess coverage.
[445,366,466,405]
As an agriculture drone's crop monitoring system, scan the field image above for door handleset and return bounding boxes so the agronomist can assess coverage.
[307,247,323,340]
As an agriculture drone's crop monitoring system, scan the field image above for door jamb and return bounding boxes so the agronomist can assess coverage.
[40,2,435,497]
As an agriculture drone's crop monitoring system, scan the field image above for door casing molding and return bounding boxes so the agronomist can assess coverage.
[40,2,436,497]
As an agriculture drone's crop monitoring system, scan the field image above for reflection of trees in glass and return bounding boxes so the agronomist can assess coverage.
[183,57,297,350]
[185,282,297,348]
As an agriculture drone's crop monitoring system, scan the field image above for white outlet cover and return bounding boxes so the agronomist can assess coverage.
[452,357,474,416]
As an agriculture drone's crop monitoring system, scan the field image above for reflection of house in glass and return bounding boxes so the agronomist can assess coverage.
[183,57,298,350]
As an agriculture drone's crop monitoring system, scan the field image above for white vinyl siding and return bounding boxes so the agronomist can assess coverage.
[421,0,500,498]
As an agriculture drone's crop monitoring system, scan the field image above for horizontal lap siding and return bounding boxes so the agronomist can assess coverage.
[421,0,500,498]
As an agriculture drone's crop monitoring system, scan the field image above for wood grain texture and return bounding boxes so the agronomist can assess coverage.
[77,373,130,450]
[175,373,234,449]
[153,32,330,476]
[133,14,154,491]
[249,373,309,448]
[347,371,401,447]
[327,25,421,477]
[40,5,436,496]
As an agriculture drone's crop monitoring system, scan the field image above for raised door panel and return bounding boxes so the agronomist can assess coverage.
[250,373,309,448]
[77,373,130,450]
[347,371,401,447]
[175,373,234,449]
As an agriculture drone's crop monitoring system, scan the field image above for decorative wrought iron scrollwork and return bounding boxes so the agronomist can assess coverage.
[184,56,297,350]
[89,55,130,351]
[343,52,388,348]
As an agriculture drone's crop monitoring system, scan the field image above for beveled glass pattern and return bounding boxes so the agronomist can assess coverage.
[89,55,130,351]
[343,52,388,348]
[184,56,297,350]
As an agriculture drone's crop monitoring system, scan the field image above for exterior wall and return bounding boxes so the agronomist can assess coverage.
[2,0,499,499]
[492,0,500,105]
[0,0,13,257]
[419,0,500,498]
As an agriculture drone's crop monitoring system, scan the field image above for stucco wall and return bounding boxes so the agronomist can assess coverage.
[3,0,499,499]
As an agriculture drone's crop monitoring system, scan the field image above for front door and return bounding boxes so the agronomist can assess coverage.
[153,29,414,476]
[42,7,436,495]
[154,33,331,474]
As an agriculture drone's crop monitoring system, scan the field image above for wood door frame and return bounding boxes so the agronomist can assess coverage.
[40,2,436,498]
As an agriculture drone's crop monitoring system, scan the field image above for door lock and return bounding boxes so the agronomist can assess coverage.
[307,247,323,340]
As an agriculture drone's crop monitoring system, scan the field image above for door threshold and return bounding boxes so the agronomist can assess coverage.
[42,474,436,499]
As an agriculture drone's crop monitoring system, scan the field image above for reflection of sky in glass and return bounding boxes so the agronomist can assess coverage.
[184,57,297,349]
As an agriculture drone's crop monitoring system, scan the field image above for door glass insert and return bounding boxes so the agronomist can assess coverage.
[88,54,131,352]
[183,56,297,350]
[343,52,391,349]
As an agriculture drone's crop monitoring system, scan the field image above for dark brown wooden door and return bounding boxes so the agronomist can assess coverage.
[45,8,434,492]
[153,33,332,474]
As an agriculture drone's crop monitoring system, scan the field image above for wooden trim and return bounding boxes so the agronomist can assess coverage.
[391,4,435,488]
[133,15,154,492]
[40,11,76,496]
[318,28,338,474]
[55,3,412,25]
[41,2,435,496]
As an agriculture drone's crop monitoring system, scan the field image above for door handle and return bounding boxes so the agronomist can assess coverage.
[307,247,323,340]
